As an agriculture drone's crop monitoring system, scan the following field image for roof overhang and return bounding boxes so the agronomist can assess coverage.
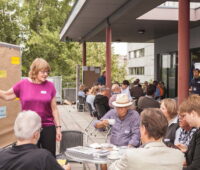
[60,0,200,43]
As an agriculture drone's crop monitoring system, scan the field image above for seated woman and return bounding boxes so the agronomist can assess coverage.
[178,95,200,170]
[78,84,86,98]
[86,86,98,111]
[109,108,184,170]
[160,98,179,147]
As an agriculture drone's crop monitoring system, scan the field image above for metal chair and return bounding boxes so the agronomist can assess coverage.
[57,130,86,170]
[85,103,97,135]
[77,96,86,112]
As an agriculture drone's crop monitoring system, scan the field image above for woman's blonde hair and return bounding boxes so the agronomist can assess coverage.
[161,98,177,119]
[89,86,99,95]
[29,58,51,80]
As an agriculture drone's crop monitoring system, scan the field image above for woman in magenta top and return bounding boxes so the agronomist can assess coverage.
[0,58,62,156]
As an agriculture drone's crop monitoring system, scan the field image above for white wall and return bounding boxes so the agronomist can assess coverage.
[126,43,154,83]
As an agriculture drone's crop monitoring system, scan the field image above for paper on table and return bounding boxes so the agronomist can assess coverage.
[67,146,96,155]
[89,143,101,149]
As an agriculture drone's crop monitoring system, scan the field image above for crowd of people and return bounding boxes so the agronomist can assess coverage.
[1,60,200,170]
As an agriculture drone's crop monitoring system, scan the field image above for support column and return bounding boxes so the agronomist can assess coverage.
[178,0,190,105]
[106,26,112,89]
[82,42,86,66]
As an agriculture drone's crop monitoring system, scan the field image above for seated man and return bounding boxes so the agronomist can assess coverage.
[109,84,121,109]
[130,80,144,99]
[109,108,184,170]
[137,84,160,113]
[94,94,140,147]
[121,80,132,101]
[0,110,70,170]
[174,111,196,148]
[94,86,110,119]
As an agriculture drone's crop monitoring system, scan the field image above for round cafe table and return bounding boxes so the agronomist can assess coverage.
[64,146,127,170]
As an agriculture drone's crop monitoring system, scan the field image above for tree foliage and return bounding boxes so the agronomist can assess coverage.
[0,0,127,86]
[0,0,20,44]
[86,42,126,83]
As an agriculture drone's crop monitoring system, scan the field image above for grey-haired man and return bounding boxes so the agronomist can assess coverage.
[0,110,70,170]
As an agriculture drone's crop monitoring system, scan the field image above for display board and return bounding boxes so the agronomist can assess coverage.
[82,66,101,88]
[0,42,21,147]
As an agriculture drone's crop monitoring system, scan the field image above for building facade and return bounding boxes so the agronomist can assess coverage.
[126,43,154,83]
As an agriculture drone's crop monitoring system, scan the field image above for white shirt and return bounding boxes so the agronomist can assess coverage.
[121,86,132,101]
[86,94,95,110]
[168,116,178,127]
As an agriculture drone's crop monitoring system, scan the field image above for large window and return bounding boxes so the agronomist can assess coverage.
[129,51,134,59]
[129,67,144,75]
[128,48,145,59]
[134,48,144,58]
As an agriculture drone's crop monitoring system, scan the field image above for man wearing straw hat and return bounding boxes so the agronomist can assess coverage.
[94,93,140,147]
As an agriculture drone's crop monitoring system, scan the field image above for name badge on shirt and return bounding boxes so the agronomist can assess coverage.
[164,138,170,142]
[125,130,130,134]
[41,90,47,94]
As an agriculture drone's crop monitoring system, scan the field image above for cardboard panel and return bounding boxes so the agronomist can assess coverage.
[0,42,21,147]
[82,66,101,88]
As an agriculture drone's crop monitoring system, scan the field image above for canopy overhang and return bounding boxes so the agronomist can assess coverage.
[60,0,200,43]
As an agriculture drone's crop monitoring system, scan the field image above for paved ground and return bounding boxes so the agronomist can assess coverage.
[57,104,108,170]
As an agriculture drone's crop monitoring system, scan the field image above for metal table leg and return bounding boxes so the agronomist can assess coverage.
[95,164,101,170]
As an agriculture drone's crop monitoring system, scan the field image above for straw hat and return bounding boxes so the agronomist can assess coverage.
[112,94,133,107]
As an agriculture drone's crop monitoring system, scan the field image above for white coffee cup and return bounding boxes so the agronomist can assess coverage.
[107,119,116,125]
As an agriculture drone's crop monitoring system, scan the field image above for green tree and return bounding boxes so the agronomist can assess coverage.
[19,0,81,86]
[0,0,126,86]
[86,42,127,83]
[0,0,21,44]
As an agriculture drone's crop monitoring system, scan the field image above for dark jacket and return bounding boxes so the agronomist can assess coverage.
[130,85,144,99]
[190,77,200,95]
[97,75,106,85]
[183,128,200,170]
[0,144,63,170]
[163,122,179,147]
[94,94,110,119]
[137,96,160,113]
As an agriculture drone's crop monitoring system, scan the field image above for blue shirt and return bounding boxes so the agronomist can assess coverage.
[97,76,106,85]
[94,109,140,147]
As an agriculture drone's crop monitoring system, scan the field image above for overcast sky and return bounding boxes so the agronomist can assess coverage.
[112,43,127,55]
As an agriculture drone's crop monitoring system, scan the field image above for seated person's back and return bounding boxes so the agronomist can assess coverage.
[137,84,160,113]
[0,110,69,170]
[130,81,144,99]
[94,87,110,119]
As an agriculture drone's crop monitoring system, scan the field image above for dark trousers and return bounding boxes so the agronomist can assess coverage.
[37,125,56,157]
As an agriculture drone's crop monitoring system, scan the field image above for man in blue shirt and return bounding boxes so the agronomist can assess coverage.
[94,94,140,147]
[97,71,106,85]
[190,68,200,95]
